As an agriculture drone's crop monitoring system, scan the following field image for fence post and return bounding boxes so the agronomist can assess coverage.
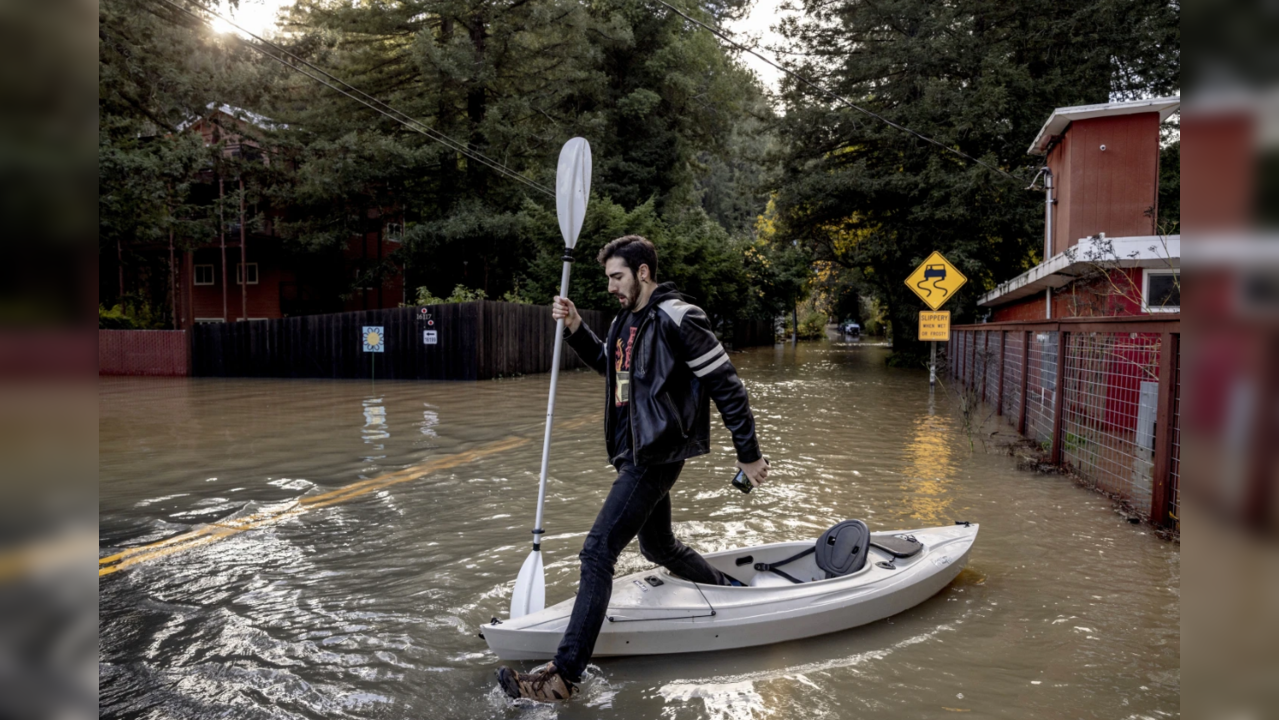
[996,331,1006,416]
[1049,331,1069,465]
[1150,332,1179,526]
[1017,331,1030,435]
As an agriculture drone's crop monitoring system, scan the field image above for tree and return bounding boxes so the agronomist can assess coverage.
[771,0,1180,360]
[99,0,286,322]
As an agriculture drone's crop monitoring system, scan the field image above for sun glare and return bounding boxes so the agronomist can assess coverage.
[210,0,285,38]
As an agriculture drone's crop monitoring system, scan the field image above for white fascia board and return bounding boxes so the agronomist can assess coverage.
[1028,96,1181,155]
[980,235,1180,307]
[1184,233,1279,266]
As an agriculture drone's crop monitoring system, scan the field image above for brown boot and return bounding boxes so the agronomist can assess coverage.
[496,662,578,702]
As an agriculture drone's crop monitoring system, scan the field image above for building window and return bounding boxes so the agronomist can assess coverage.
[194,264,215,285]
[1143,269,1180,313]
[236,262,259,285]
[194,317,223,324]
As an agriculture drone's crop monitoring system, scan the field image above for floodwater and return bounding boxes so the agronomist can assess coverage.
[99,339,1180,719]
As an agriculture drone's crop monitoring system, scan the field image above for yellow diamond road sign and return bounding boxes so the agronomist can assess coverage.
[905,251,967,311]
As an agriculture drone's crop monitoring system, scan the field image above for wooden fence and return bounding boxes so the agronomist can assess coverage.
[192,301,610,381]
[949,315,1180,532]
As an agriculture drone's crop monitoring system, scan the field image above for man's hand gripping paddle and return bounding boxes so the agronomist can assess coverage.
[510,138,591,619]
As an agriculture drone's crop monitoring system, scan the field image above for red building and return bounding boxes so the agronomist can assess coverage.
[172,105,405,329]
[979,97,1181,320]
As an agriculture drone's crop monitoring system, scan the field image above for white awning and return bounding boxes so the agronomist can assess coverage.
[979,235,1180,307]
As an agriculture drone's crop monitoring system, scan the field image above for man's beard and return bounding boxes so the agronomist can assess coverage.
[616,286,639,308]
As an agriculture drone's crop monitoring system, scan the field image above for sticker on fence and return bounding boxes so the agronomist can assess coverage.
[363,326,385,353]
[423,330,438,345]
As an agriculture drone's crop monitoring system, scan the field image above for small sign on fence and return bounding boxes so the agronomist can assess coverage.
[905,251,967,310]
[423,330,438,345]
[919,311,951,341]
[363,326,385,353]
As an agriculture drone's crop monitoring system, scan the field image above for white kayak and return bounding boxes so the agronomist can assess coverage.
[482,522,978,660]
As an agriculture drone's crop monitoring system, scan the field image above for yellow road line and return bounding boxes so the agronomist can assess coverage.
[99,414,598,577]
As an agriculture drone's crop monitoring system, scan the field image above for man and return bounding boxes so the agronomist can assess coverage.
[497,235,769,702]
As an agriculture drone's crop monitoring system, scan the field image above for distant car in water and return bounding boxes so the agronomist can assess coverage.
[841,321,861,338]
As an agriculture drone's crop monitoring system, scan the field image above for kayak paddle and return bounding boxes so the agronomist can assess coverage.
[510,137,592,619]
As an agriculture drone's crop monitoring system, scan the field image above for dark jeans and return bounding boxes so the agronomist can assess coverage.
[552,460,728,682]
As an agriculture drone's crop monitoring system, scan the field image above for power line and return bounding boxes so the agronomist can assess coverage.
[154,0,555,199]
[651,0,1029,185]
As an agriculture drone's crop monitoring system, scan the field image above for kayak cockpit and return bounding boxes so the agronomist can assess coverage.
[657,531,927,588]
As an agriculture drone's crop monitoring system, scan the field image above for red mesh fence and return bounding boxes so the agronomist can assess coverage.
[984,331,1003,405]
[1059,332,1163,509]
[950,322,1179,530]
[1025,331,1059,448]
[99,330,190,377]
[1170,343,1181,531]
[973,331,987,397]
[1002,331,1023,419]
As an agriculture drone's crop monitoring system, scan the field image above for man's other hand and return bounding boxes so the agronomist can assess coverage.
[736,457,770,488]
[552,296,582,334]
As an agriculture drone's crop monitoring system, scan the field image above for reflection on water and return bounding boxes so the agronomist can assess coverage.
[99,340,1179,719]
[903,414,956,524]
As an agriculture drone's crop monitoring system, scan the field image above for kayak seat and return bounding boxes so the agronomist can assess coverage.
[870,534,923,558]
[754,520,871,584]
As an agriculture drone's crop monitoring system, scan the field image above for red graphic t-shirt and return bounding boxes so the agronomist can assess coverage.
[614,325,638,406]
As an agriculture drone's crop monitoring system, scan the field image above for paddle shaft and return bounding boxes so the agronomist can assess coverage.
[531,257,573,545]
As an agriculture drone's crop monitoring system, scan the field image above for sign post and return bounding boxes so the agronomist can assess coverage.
[905,252,966,387]
[918,311,951,386]
[363,325,384,388]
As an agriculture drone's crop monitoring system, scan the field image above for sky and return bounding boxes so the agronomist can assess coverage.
[725,0,793,94]
[210,0,286,37]
[214,0,796,94]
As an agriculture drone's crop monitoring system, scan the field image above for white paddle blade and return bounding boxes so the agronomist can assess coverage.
[555,138,592,249]
[509,549,545,619]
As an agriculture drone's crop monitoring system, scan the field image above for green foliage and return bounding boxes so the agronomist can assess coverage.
[445,285,488,303]
[517,196,768,329]
[500,283,535,305]
[98,300,165,330]
[98,305,138,330]
[414,284,489,304]
[798,310,828,339]
[772,0,1180,355]
[414,287,445,306]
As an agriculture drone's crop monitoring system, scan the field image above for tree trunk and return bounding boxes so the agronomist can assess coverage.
[240,177,247,322]
[467,15,489,198]
[220,177,228,322]
[169,227,177,330]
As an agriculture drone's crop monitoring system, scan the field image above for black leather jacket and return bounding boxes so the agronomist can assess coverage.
[565,283,762,467]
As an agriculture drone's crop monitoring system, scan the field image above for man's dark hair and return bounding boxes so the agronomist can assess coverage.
[597,235,658,281]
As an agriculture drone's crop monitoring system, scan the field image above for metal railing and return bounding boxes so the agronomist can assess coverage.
[949,316,1181,530]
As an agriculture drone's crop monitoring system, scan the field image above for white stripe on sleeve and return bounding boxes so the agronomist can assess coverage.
[692,353,731,377]
[687,344,725,369]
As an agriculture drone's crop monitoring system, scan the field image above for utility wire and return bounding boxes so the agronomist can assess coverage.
[155,0,555,199]
[652,0,1029,185]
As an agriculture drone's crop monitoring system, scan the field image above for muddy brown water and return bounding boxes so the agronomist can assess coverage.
[99,340,1179,719]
